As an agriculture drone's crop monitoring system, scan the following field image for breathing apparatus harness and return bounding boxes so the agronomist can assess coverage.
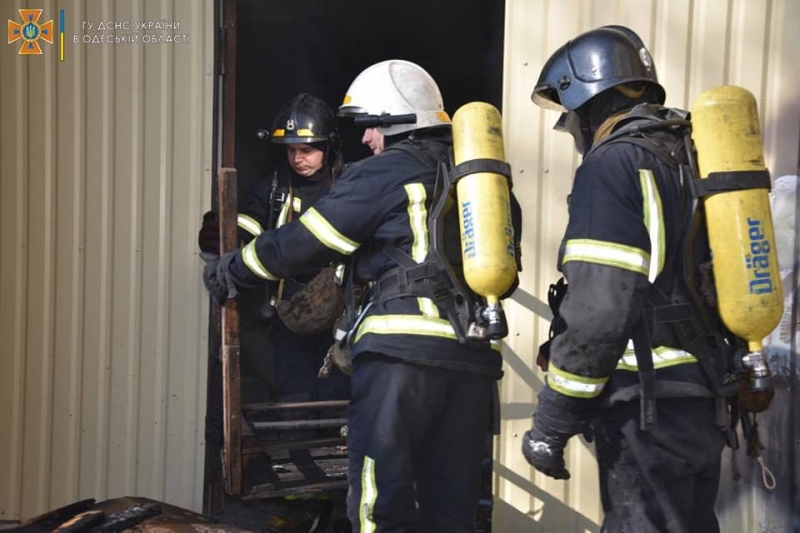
[542,104,776,486]
[336,133,514,350]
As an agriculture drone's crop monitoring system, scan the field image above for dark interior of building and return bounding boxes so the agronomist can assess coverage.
[235,0,505,197]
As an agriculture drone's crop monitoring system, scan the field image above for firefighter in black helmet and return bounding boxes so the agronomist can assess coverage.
[238,93,343,247]
[525,26,727,533]
[199,92,349,413]
[273,93,337,142]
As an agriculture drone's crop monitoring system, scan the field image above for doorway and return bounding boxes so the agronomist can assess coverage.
[208,0,506,526]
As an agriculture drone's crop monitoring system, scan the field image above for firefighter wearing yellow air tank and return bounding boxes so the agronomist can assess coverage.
[523,25,778,533]
[202,60,523,531]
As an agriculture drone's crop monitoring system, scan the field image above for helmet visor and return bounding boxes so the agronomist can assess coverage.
[532,83,565,111]
[337,104,369,117]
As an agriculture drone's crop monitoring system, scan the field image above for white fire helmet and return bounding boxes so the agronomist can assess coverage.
[339,59,451,136]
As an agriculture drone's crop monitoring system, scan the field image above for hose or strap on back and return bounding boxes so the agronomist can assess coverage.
[690,170,771,198]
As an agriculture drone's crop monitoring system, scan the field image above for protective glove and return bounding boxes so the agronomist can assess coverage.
[198,211,221,254]
[521,420,571,480]
[200,251,239,305]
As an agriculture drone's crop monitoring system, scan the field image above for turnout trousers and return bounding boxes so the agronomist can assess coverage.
[346,352,494,533]
[595,397,726,533]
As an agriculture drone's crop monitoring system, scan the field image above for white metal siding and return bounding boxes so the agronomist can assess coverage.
[0,0,214,520]
[499,0,799,531]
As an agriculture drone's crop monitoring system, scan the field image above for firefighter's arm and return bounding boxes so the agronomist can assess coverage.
[197,178,275,256]
[548,147,652,411]
[203,163,387,301]
[236,177,275,243]
[524,147,651,477]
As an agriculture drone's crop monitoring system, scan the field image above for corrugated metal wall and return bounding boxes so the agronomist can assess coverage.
[0,0,214,521]
[498,0,800,531]
[2,0,797,527]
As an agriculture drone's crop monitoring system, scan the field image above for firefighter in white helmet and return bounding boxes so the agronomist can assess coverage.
[202,59,522,531]
[343,60,447,156]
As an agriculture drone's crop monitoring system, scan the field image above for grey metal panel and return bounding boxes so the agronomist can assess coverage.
[498,0,799,531]
[0,0,214,520]
[0,0,33,521]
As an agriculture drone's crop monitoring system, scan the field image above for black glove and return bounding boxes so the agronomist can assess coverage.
[201,251,239,305]
[521,419,571,480]
[198,211,220,254]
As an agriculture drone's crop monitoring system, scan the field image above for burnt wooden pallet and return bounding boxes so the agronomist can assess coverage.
[239,401,349,499]
[242,444,348,499]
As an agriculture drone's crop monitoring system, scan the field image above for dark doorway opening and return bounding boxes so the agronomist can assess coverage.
[235,0,506,199]
[209,0,505,528]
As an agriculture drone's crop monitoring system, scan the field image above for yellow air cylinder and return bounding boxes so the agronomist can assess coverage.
[691,86,783,402]
[452,102,516,336]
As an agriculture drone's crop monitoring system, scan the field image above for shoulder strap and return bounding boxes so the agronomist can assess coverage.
[590,118,690,170]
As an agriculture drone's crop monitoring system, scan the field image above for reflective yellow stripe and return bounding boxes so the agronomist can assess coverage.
[359,456,378,533]
[237,214,263,237]
[404,184,438,317]
[241,239,279,281]
[639,169,665,282]
[355,315,455,342]
[273,128,285,137]
[562,238,649,275]
[616,343,698,371]
[300,207,359,254]
[292,196,302,213]
[417,297,438,317]
[547,364,608,399]
[354,314,501,352]
[405,184,428,262]
[297,128,314,137]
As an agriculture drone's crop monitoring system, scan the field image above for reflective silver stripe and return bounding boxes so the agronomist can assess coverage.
[334,263,345,284]
[237,214,263,237]
[276,201,290,228]
[546,364,608,399]
[616,343,698,371]
[639,169,665,282]
[241,239,278,280]
[404,184,438,317]
[292,196,302,213]
[359,456,378,533]
[354,314,501,352]
[562,238,650,275]
[299,207,359,254]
